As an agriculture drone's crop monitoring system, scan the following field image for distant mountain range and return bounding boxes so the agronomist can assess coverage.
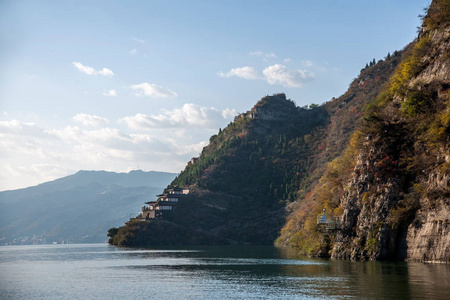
[0,170,177,244]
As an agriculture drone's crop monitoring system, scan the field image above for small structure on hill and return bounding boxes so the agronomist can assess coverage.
[137,187,189,220]
[317,209,340,230]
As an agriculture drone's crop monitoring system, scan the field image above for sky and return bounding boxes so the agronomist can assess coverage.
[0,0,430,191]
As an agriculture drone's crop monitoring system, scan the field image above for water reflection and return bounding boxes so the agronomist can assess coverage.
[110,244,449,299]
[0,244,448,300]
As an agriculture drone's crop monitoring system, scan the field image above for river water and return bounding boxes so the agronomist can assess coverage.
[0,243,448,299]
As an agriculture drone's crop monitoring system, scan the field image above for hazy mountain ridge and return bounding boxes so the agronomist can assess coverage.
[0,170,177,244]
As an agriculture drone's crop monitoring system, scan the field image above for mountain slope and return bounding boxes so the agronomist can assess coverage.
[0,170,177,244]
[279,0,450,262]
[109,51,403,247]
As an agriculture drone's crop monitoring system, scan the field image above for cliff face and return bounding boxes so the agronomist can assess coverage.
[404,22,450,261]
[400,24,450,262]
[333,128,407,260]
[279,0,449,262]
[406,163,450,262]
[332,1,450,262]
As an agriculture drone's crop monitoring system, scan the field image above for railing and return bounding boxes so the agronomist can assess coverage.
[317,214,340,230]
[326,219,340,230]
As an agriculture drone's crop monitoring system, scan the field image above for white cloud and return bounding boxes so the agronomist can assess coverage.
[121,103,237,130]
[263,64,314,88]
[72,62,114,77]
[219,63,313,88]
[130,48,137,55]
[72,113,109,127]
[222,108,238,119]
[218,66,260,80]
[129,82,178,98]
[102,89,117,97]
[98,68,114,76]
[72,62,96,75]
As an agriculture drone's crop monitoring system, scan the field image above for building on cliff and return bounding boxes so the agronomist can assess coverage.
[317,209,340,230]
[137,187,189,220]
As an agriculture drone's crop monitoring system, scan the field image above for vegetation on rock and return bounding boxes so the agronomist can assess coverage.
[278,0,450,261]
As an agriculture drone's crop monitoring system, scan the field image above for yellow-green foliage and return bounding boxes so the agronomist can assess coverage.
[287,217,322,256]
[361,192,370,205]
[364,91,391,119]
[381,34,436,117]
[427,100,450,147]
[423,0,450,31]
[390,56,421,97]
[279,131,363,254]
[389,36,431,98]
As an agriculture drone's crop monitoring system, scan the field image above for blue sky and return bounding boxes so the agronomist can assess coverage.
[0,0,429,190]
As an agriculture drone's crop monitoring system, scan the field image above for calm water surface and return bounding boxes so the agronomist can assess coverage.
[0,243,449,299]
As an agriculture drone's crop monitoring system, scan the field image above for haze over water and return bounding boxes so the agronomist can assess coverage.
[1,243,448,299]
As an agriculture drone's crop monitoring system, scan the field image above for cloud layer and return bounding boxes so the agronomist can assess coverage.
[0,104,237,190]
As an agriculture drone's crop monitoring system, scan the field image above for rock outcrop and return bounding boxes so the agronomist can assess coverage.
[406,151,450,262]
[332,0,450,262]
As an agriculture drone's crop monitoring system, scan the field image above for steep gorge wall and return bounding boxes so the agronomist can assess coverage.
[332,4,450,262]
[405,18,450,261]
[406,158,450,262]
[332,127,407,260]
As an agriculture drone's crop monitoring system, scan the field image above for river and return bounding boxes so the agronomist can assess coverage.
[0,243,448,299]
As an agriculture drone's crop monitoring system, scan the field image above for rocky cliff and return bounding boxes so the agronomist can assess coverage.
[281,0,449,262]
[404,7,450,261]
[334,1,450,262]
